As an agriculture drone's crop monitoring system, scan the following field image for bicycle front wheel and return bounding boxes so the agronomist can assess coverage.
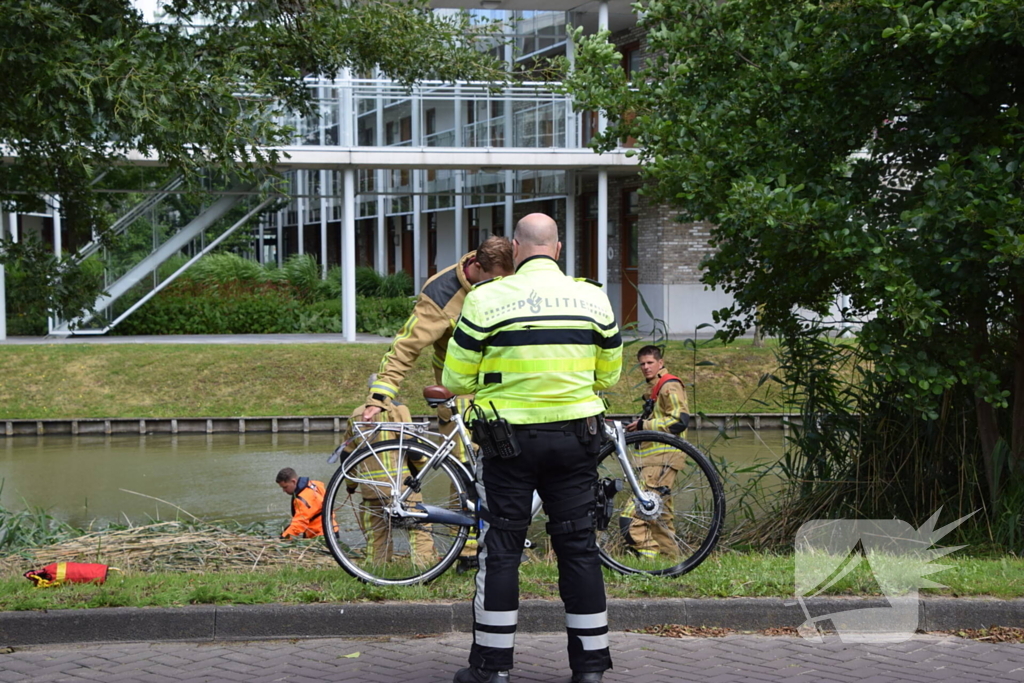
[323,440,474,586]
[596,430,725,577]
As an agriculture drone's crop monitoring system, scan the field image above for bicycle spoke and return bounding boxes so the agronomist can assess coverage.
[324,441,472,586]
[595,431,724,576]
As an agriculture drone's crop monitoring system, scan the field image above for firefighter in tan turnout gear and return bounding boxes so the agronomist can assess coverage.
[360,236,514,425]
[361,237,514,566]
[339,397,435,566]
[624,345,691,559]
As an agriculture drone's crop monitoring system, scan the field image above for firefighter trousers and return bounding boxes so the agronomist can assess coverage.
[469,424,611,674]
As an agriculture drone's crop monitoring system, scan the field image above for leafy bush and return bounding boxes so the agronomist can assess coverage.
[117,281,303,334]
[0,238,104,335]
[282,254,332,302]
[377,271,413,298]
[298,299,342,333]
[356,295,414,337]
[354,266,413,298]
[157,253,192,282]
[185,252,268,285]
[355,265,382,296]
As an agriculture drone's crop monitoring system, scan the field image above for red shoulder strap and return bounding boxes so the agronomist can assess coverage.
[651,373,682,400]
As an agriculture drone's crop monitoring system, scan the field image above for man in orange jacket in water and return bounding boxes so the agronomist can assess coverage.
[277,467,329,539]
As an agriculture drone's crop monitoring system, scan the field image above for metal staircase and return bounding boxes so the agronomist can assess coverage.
[51,183,274,335]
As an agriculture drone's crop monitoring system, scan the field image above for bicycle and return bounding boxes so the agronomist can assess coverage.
[322,386,725,586]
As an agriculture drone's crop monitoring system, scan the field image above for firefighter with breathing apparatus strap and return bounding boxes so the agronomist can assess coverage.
[622,345,691,559]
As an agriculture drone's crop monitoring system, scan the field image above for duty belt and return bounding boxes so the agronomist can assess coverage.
[512,417,594,440]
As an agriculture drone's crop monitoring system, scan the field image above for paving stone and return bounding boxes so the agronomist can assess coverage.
[4,633,1024,682]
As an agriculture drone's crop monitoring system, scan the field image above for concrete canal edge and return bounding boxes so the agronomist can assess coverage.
[1,598,1023,647]
[0,414,799,438]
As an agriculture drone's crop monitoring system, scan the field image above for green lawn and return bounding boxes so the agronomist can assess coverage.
[1,551,1021,611]
[0,340,786,419]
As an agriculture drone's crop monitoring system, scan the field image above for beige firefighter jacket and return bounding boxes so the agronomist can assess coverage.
[367,252,475,408]
[641,368,690,436]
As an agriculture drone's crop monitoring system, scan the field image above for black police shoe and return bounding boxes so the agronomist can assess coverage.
[570,672,604,683]
[453,666,510,683]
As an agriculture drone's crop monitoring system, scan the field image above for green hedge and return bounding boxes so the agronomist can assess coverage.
[117,282,303,334]
[116,281,414,336]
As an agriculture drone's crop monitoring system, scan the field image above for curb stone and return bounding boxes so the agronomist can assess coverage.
[1,598,1023,647]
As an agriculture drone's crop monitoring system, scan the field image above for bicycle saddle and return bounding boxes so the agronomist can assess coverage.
[423,385,454,408]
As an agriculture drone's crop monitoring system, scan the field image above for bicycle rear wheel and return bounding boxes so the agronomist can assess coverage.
[596,430,724,577]
[323,440,474,586]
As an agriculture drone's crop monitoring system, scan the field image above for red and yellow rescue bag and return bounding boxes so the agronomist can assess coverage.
[24,562,112,588]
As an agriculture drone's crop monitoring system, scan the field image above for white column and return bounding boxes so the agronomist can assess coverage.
[276,208,283,267]
[258,216,265,264]
[598,171,608,285]
[52,196,62,259]
[413,172,423,288]
[320,169,328,278]
[320,85,329,276]
[342,168,357,341]
[505,171,514,235]
[454,84,465,257]
[296,171,305,256]
[375,71,387,273]
[503,23,514,234]
[565,172,576,277]
[376,175,387,273]
[8,212,17,243]
[454,172,465,256]
[412,86,423,286]
[598,1,609,135]
[566,21,578,147]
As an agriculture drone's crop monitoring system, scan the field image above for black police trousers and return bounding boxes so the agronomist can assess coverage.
[468,421,612,674]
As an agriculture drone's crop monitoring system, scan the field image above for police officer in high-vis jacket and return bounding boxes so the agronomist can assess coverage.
[443,213,623,683]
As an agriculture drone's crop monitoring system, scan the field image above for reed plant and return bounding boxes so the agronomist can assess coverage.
[0,494,82,554]
[744,324,1008,551]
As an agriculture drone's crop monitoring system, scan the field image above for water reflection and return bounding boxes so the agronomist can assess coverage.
[0,429,788,528]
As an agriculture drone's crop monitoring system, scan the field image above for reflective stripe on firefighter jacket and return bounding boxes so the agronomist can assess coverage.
[442,255,622,424]
[282,478,329,539]
[367,252,476,406]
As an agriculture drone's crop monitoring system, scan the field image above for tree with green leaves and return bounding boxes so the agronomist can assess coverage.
[567,0,1024,522]
[1,0,504,241]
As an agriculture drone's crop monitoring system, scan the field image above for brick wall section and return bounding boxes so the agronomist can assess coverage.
[567,27,714,289]
[638,195,713,286]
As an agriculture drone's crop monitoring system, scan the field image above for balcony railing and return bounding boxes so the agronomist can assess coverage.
[284,79,584,150]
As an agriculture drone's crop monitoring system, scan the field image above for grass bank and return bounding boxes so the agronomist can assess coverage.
[0,339,784,420]
[2,551,1022,611]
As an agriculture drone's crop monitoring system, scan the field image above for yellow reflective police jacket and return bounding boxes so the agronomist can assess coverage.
[442,256,622,424]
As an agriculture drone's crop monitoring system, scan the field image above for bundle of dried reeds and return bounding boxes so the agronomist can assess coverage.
[0,521,337,574]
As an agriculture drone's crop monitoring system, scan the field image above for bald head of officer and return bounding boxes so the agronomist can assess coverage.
[512,213,561,265]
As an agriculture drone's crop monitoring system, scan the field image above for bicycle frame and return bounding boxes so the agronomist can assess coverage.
[603,420,661,516]
[339,399,656,526]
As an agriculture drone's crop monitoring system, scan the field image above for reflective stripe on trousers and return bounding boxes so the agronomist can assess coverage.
[468,428,611,674]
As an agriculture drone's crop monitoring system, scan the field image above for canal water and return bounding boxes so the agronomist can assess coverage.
[0,429,788,528]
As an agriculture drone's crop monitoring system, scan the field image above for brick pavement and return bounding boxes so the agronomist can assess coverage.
[2,632,1024,683]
